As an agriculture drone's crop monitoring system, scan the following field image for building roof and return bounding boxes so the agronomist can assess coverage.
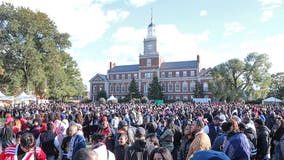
[160,60,198,70]
[89,73,108,82]
[108,64,139,73]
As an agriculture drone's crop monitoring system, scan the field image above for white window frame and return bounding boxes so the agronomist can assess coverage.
[183,71,187,77]
[168,83,173,92]
[175,83,181,92]
[203,82,209,92]
[176,71,180,77]
[182,82,188,92]
[147,59,151,66]
[190,71,195,77]
[168,72,172,78]
[161,72,165,78]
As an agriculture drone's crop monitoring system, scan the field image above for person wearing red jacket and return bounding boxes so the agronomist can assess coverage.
[0,132,46,160]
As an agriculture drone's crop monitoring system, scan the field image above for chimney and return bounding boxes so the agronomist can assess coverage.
[109,61,112,70]
[197,55,200,63]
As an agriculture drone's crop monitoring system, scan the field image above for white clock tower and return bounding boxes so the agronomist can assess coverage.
[143,10,158,55]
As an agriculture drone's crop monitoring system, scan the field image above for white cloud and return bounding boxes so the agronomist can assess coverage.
[112,27,145,43]
[106,9,130,23]
[258,0,282,22]
[107,24,210,67]
[127,0,156,7]
[1,0,129,48]
[200,10,207,16]
[240,34,284,74]
[224,22,246,36]
[261,10,273,22]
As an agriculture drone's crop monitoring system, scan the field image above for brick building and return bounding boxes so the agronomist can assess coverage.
[89,19,213,102]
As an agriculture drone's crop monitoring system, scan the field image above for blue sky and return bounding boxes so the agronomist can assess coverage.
[1,0,284,88]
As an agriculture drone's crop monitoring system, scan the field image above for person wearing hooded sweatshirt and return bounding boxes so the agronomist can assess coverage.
[124,127,149,160]
[0,116,16,150]
[254,118,271,160]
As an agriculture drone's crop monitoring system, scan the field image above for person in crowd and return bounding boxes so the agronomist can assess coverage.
[99,116,115,151]
[204,115,223,144]
[172,118,183,160]
[238,122,257,160]
[186,118,211,159]
[72,148,98,160]
[212,122,230,151]
[111,113,120,132]
[146,134,160,154]
[254,118,271,160]
[0,115,16,150]
[114,132,128,160]
[149,147,173,160]
[13,117,22,135]
[159,118,174,153]
[67,124,86,159]
[30,118,42,140]
[0,132,46,160]
[223,119,251,160]
[92,133,115,160]
[145,122,157,138]
[39,122,60,160]
[124,127,150,160]
[180,121,194,160]
[61,127,72,160]
[272,116,284,160]
[115,120,135,147]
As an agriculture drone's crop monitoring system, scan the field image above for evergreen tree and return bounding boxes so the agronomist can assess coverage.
[195,81,203,98]
[148,76,163,100]
[128,78,140,99]
[97,89,107,100]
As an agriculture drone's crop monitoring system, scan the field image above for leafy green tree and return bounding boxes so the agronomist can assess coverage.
[148,76,163,100]
[209,53,271,102]
[268,72,284,99]
[0,3,85,99]
[97,89,107,100]
[128,78,140,99]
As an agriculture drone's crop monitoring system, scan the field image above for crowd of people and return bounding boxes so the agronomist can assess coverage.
[0,102,283,160]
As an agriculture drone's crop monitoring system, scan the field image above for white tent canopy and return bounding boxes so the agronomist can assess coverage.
[262,97,282,104]
[107,95,117,102]
[0,91,14,101]
[15,91,36,101]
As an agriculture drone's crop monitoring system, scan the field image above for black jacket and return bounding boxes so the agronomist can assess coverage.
[124,140,149,160]
[256,126,271,159]
[114,144,127,160]
[40,130,59,157]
